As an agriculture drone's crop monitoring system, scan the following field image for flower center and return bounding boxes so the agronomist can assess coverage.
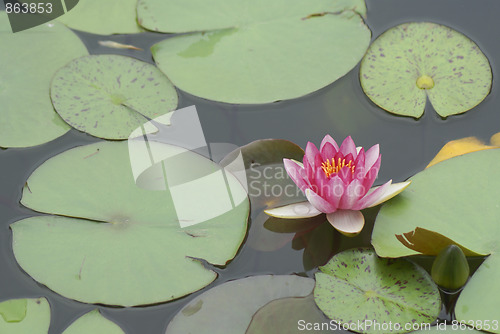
[321,158,355,178]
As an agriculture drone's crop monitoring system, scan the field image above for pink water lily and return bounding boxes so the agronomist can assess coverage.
[265,135,410,236]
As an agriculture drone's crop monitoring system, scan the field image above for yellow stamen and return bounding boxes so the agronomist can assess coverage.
[321,158,355,178]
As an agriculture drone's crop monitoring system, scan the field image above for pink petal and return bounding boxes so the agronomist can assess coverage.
[360,162,381,193]
[339,136,357,158]
[364,144,380,170]
[352,180,393,210]
[265,201,322,219]
[323,175,346,209]
[305,142,320,168]
[305,188,336,214]
[320,142,338,161]
[284,159,309,193]
[338,179,365,209]
[365,181,411,208]
[326,210,365,236]
[320,135,339,151]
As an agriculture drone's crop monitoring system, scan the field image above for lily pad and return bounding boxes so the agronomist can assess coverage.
[0,12,88,148]
[360,22,492,118]
[371,149,500,332]
[57,0,142,34]
[314,248,440,333]
[0,298,50,333]
[246,294,336,334]
[144,0,371,103]
[50,55,178,140]
[62,309,124,334]
[12,140,249,306]
[165,275,314,334]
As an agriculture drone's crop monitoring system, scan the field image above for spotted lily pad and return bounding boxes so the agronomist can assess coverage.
[314,248,440,333]
[50,55,178,140]
[371,149,500,332]
[12,140,249,306]
[62,310,124,334]
[165,275,314,334]
[0,298,50,333]
[57,0,142,34]
[144,0,371,103]
[0,13,87,148]
[360,22,492,118]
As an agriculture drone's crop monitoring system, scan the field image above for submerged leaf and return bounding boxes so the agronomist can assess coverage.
[360,22,492,118]
[50,55,178,140]
[165,275,314,334]
[0,13,88,148]
[314,248,440,333]
[246,295,335,334]
[145,0,371,103]
[12,141,249,306]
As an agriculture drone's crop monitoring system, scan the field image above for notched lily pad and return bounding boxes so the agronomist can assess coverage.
[360,22,492,118]
[145,0,371,103]
[12,141,249,306]
[0,298,50,333]
[314,248,441,333]
[0,13,88,148]
[62,309,124,334]
[372,149,500,332]
[50,55,178,140]
[165,275,314,334]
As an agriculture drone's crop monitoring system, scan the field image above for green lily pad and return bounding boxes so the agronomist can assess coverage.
[314,248,440,333]
[12,140,249,306]
[0,12,88,148]
[62,309,124,334]
[50,55,178,140]
[360,22,492,118]
[0,298,50,333]
[371,149,500,332]
[144,0,371,103]
[165,275,314,334]
[246,294,336,334]
[57,0,142,34]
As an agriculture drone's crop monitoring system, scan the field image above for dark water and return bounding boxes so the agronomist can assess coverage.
[1,0,499,332]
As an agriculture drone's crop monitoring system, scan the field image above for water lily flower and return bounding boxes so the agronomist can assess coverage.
[265,135,411,236]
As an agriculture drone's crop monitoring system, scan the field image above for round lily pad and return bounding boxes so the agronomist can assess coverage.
[371,149,500,333]
[62,310,124,334]
[314,248,441,333]
[143,0,371,104]
[165,275,314,334]
[0,12,88,148]
[0,298,50,333]
[57,0,142,34]
[360,22,492,118]
[50,55,178,140]
[12,140,249,306]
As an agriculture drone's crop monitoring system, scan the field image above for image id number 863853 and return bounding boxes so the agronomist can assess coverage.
[6,2,53,14]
